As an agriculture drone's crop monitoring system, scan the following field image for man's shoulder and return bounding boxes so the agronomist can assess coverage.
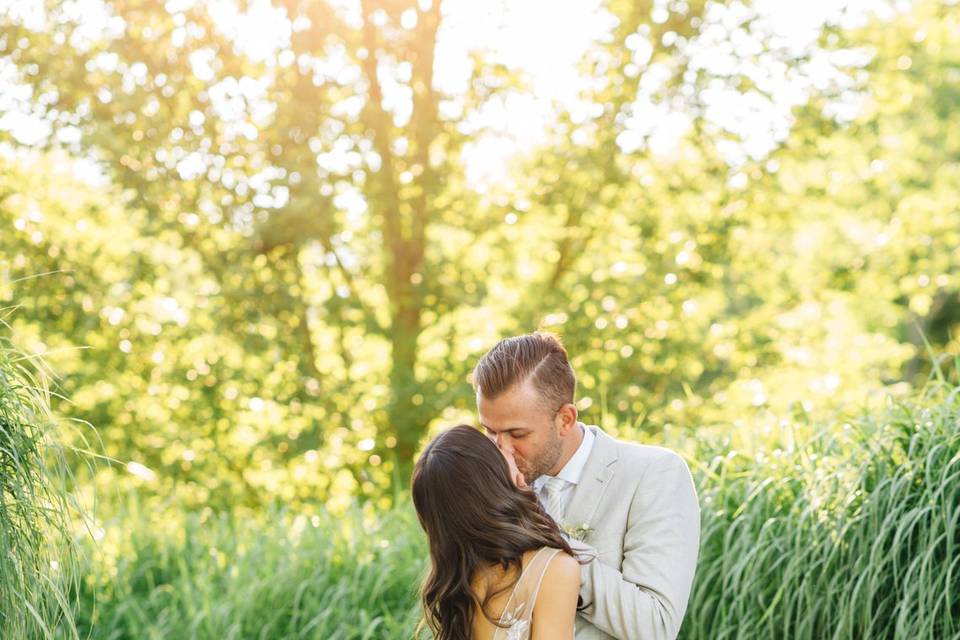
[593,429,699,514]
[592,427,690,473]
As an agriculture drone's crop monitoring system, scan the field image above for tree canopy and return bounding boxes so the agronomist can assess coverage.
[1,0,957,508]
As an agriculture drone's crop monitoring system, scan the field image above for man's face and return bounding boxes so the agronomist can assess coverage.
[477,380,562,483]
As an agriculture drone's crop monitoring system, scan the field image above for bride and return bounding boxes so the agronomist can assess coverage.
[411,424,584,639]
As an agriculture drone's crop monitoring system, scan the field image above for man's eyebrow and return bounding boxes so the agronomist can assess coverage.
[481,424,528,434]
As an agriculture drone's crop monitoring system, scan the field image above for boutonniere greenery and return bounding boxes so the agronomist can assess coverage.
[563,523,594,542]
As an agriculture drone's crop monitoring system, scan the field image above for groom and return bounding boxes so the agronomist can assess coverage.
[474,332,700,640]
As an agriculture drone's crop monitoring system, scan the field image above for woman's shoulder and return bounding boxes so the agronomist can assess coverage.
[530,550,581,633]
[538,548,580,584]
[525,547,580,602]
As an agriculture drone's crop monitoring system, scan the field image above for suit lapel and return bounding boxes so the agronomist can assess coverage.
[562,424,618,529]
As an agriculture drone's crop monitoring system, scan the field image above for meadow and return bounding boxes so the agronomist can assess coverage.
[58,374,958,639]
[3,0,960,638]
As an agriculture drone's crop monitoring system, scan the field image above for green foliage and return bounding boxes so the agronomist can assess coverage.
[0,331,79,639]
[72,501,426,639]
[3,0,958,509]
[2,0,959,635]
[0,153,370,508]
[69,381,960,639]
[684,377,960,639]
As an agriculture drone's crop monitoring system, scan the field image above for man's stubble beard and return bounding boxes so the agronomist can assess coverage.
[522,426,564,484]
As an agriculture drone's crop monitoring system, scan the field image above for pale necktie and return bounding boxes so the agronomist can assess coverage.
[539,476,567,523]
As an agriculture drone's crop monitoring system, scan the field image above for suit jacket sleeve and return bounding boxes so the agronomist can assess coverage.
[570,450,700,640]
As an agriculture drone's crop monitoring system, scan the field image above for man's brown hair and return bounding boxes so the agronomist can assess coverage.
[472,332,577,410]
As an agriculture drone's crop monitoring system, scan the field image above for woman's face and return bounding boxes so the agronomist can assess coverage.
[498,444,527,487]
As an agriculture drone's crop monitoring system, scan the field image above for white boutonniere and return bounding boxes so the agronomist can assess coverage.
[563,523,593,542]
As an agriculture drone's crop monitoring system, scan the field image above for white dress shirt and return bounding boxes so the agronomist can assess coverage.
[532,422,595,520]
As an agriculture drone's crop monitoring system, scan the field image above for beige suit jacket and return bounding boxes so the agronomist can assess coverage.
[561,424,700,640]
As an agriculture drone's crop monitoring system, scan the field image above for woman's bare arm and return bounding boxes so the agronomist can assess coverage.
[531,552,581,639]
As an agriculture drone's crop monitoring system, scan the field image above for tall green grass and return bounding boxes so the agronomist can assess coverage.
[0,334,80,639]
[72,381,959,639]
[683,380,960,639]
[73,500,427,639]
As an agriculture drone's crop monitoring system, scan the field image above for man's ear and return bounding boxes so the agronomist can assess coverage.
[556,402,579,436]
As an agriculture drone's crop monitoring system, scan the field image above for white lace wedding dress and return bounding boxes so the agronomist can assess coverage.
[490,547,561,640]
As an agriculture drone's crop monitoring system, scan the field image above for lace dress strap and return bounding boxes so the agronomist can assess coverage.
[492,547,562,640]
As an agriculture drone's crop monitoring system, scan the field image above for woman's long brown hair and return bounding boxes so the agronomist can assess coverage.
[411,424,587,640]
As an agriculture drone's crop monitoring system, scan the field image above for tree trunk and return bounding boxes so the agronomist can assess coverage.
[388,302,424,479]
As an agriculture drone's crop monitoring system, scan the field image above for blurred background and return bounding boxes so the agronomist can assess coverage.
[1,0,959,636]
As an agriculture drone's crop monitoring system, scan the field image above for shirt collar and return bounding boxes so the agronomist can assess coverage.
[532,422,595,490]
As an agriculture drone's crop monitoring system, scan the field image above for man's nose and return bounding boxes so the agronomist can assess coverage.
[496,433,513,452]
